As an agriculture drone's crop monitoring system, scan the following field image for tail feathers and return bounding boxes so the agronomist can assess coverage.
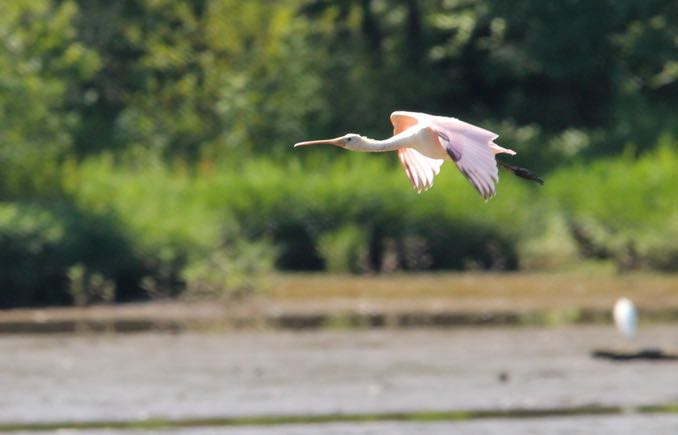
[497,161,544,185]
[490,143,516,155]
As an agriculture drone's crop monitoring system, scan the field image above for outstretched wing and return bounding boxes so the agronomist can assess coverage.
[431,115,514,200]
[397,147,443,193]
[390,111,515,199]
[390,112,444,193]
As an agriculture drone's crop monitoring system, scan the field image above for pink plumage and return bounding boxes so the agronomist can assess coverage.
[295,111,528,200]
[392,111,515,199]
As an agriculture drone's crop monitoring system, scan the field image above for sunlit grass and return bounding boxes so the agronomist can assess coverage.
[63,143,678,277]
[267,272,678,312]
[5,142,678,306]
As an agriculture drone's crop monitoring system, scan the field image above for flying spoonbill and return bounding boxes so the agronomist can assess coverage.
[295,111,543,199]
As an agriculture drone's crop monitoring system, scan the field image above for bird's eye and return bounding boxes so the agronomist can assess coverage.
[347,137,352,142]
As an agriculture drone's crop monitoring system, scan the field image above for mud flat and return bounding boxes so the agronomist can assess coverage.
[1,326,678,432]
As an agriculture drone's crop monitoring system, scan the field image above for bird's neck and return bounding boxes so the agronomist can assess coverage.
[355,127,423,152]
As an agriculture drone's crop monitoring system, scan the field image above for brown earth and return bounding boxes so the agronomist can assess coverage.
[1,273,678,333]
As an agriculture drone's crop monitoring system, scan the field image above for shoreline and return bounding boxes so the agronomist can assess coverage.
[2,299,678,334]
[3,272,678,333]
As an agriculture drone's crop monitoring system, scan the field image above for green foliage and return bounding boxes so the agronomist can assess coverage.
[4,140,678,306]
[64,154,275,303]
[517,215,581,270]
[59,142,678,278]
[181,239,274,301]
[317,225,370,273]
[0,0,676,306]
[67,263,116,306]
[0,201,142,307]
[64,152,532,275]
[64,0,326,159]
[543,142,678,270]
[0,1,99,197]
[0,0,674,164]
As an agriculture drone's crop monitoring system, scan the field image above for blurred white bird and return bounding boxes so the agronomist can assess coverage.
[295,111,543,200]
[613,297,637,338]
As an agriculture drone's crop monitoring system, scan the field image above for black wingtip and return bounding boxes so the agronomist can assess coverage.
[497,161,544,185]
[514,167,544,185]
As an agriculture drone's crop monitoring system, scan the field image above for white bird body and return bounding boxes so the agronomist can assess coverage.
[294,111,536,200]
[613,297,638,339]
[351,122,446,159]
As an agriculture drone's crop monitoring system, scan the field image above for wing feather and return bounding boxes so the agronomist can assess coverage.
[397,148,443,193]
[391,112,444,193]
[390,111,513,199]
[432,116,503,200]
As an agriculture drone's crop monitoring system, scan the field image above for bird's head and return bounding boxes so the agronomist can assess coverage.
[294,133,363,150]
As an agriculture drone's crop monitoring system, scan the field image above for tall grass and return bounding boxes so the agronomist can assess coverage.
[59,142,678,276]
[69,153,536,271]
[1,141,677,306]
[543,140,678,270]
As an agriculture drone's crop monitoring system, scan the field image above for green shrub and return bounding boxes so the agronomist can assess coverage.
[517,214,581,270]
[540,142,678,271]
[64,154,275,301]
[67,263,116,306]
[213,154,533,272]
[6,139,678,307]
[64,152,536,276]
[0,201,143,307]
[181,238,274,301]
[317,225,370,273]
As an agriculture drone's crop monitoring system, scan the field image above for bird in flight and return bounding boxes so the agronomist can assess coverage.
[295,111,542,200]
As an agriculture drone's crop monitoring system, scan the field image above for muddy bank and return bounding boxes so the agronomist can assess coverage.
[2,300,678,334]
[3,273,678,333]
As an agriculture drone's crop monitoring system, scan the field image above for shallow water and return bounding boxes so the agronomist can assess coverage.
[1,326,677,430]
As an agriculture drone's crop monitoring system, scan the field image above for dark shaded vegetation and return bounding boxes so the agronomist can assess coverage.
[0,0,675,307]
[0,201,146,306]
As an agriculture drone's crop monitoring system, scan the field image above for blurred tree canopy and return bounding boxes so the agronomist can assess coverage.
[0,0,676,306]
[1,0,675,169]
